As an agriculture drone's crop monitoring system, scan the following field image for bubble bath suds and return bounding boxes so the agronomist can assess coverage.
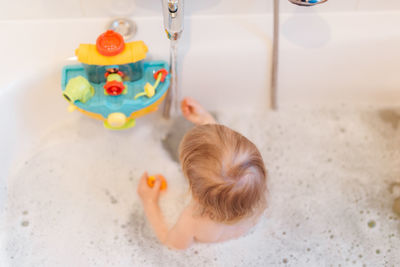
[2,107,400,266]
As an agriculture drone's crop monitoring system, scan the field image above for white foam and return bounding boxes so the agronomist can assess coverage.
[2,107,400,266]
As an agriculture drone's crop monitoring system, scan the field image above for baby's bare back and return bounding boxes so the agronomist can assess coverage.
[185,203,260,243]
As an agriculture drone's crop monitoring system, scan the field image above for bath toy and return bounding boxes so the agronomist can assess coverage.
[147,175,168,190]
[135,69,168,100]
[61,30,170,130]
[63,76,94,103]
[104,68,127,96]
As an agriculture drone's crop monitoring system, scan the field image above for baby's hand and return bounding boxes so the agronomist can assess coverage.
[181,97,216,125]
[137,172,161,204]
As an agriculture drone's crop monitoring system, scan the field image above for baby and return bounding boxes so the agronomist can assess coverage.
[137,97,267,250]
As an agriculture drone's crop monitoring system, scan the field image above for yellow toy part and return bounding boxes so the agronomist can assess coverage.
[75,41,148,65]
[104,112,136,130]
[104,118,136,130]
[67,104,77,112]
[134,83,155,99]
[106,112,127,128]
[134,72,163,100]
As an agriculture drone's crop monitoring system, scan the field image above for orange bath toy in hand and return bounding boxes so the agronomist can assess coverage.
[147,175,168,190]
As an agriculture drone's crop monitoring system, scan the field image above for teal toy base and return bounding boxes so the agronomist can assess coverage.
[61,61,170,119]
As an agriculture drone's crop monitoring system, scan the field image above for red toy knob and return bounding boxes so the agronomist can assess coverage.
[96,30,125,56]
[104,81,125,96]
[153,69,168,82]
[107,86,122,95]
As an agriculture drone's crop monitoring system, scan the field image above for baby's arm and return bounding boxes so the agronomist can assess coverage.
[137,173,195,250]
[162,206,196,249]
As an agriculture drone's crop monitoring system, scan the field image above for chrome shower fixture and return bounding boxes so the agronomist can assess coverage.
[288,0,328,6]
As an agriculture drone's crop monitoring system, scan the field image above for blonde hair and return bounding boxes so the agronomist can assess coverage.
[179,124,267,223]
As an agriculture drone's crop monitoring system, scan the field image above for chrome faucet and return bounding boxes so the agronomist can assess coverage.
[161,0,184,41]
[288,0,328,6]
[161,0,184,119]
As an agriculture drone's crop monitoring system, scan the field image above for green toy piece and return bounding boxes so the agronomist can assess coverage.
[107,73,123,82]
[63,76,94,103]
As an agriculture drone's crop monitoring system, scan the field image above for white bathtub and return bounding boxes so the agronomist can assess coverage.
[1,8,400,267]
[2,10,400,181]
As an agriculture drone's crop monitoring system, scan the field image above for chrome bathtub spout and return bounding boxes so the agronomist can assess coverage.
[161,0,184,119]
[162,0,184,41]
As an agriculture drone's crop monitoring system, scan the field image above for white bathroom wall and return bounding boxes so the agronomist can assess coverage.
[357,0,400,10]
[1,0,400,20]
[278,11,400,106]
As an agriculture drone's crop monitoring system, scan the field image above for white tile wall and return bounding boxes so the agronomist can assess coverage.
[0,0,83,20]
[357,0,400,11]
[81,0,146,18]
[0,0,400,20]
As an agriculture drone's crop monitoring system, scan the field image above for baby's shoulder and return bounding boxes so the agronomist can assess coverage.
[180,203,214,227]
